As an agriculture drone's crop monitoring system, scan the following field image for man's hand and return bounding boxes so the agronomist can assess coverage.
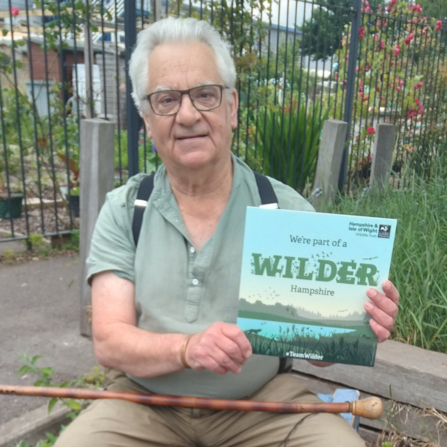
[184,322,252,375]
[365,280,400,343]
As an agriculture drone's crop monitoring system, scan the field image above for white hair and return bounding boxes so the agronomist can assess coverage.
[129,17,237,116]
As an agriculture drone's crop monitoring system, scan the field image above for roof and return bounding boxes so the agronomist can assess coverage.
[268,23,303,35]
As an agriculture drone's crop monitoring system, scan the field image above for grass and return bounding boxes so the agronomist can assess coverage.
[323,153,447,354]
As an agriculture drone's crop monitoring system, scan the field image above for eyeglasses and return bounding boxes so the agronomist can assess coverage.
[146,84,227,116]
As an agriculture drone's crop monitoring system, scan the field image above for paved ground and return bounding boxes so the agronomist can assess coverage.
[0,247,97,431]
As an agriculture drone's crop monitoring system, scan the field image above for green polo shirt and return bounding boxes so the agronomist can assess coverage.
[87,154,314,399]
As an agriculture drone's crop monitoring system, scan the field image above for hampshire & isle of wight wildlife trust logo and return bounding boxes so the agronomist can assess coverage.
[378,224,391,239]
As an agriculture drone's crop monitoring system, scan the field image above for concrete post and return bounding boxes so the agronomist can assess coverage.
[369,123,396,191]
[313,119,348,208]
[79,119,115,337]
[155,0,162,21]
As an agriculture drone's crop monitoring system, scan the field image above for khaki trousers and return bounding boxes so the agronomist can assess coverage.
[55,370,365,447]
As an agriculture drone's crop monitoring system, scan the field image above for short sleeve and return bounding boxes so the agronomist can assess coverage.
[268,176,316,212]
[86,186,137,285]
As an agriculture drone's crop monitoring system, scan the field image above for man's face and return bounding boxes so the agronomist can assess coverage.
[142,41,238,171]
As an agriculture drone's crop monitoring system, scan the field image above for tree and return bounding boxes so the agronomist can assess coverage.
[300,0,386,61]
[413,0,447,21]
[300,0,350,61]
[414,0,447,45]
[258,35,302,86]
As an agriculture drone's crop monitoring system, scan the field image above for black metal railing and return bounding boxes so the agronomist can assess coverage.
[0,0,446,244]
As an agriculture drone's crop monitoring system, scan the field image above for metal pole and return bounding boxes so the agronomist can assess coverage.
[84,0,94,119]
[338,0,361,192]
[125,0,140,177]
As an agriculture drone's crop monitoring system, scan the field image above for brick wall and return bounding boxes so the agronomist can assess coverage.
[28,41,61,81]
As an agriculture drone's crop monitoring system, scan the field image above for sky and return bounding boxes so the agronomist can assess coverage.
[269,0,312,29]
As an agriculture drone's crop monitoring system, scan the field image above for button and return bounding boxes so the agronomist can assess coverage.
[190,246,196,254]
[192,278,199,286]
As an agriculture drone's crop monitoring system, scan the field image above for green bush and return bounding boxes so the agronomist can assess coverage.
[14,352,105,447]
[114,130,159,179]
[255,100,330,192]
[62,230,80,252]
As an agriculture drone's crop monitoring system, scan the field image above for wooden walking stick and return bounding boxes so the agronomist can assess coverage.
[0,384,383,419]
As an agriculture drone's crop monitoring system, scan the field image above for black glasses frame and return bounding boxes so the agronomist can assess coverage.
[145,84,227,116]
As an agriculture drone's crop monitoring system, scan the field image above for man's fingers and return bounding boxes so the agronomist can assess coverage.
[211,349,242,374]
[215,337,248,367]
[185,323,251,374]
[365,299,395,331]
[365,280,400,343]
[191,346,241,374]
[221,324,252,359]
[366,287,399,320]
[382,280,400,305]
[369,318,390,343]
[204,357,233,375]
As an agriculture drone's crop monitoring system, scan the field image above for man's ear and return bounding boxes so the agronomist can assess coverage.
[230,89,239,130]
[142,112,153,139]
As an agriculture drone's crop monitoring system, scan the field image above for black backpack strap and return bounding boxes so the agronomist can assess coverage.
[278,357,293,374]
[133,172,275,246]
[253,171,279,208]
[132,173,155,246]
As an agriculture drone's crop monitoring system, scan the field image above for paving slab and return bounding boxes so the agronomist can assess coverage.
[0,235,27,255]
[0,253,98,444]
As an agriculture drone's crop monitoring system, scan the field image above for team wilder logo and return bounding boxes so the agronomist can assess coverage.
[378,224,391,238]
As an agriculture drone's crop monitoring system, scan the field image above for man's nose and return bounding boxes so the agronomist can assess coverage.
[175,93,201,125]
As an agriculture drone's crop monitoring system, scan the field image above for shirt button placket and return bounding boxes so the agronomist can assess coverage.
[184,243,202,322]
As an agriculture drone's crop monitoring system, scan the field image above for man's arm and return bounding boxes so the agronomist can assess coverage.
[92,271,252,378]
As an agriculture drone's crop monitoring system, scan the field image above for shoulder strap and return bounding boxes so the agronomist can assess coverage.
[132,173,155,246]
[253,171,279,209]
[133,171,278,247]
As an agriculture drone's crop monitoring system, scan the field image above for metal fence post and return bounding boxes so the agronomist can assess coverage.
[84,0,95,119]
[125,1,140,177]
[338,0,361,192]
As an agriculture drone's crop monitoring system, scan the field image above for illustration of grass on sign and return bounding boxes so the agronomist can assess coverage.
[244,326,375,366]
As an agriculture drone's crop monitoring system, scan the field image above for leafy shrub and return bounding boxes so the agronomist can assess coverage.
[255,100,330,191]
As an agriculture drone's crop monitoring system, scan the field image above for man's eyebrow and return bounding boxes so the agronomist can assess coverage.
[153,86,172,92]
[151,81,217,92]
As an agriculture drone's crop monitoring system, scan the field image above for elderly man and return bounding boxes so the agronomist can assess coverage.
[55,17,399,447]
